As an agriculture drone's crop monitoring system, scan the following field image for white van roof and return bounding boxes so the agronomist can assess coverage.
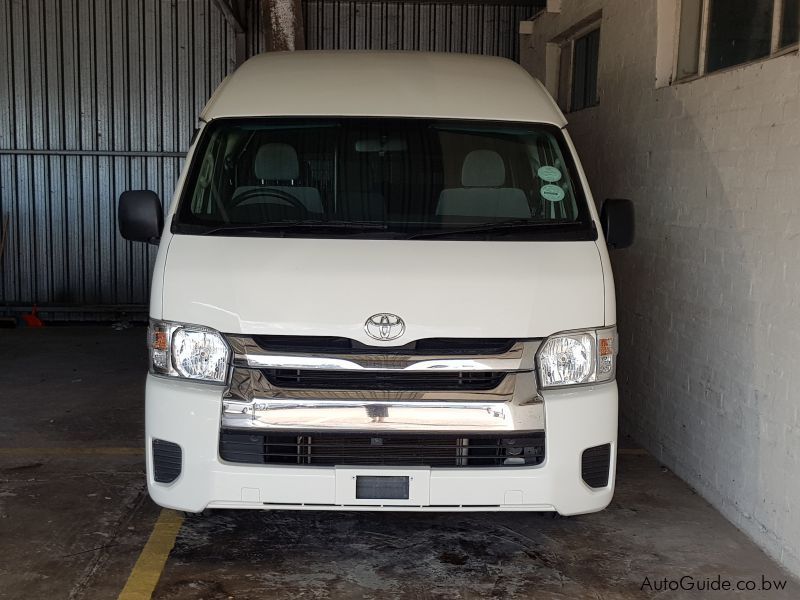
[201,51,567,126]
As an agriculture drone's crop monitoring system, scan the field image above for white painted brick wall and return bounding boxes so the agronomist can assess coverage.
[521,0,800,578]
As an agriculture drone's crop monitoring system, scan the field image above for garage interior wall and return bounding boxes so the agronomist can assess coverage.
[521,0,800,578]
[0,0,541,320]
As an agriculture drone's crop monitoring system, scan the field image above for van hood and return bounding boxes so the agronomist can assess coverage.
[159,235,606,343]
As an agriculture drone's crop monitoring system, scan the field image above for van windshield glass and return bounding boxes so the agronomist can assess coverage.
[173,118,595,241]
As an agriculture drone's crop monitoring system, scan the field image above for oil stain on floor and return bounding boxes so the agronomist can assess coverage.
[154,510,588,600]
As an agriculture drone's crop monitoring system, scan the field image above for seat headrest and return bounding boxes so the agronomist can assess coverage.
[254,143,299,181]
[461,149,506,187]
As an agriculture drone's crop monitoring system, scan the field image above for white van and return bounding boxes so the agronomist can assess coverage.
[119,51,633,515]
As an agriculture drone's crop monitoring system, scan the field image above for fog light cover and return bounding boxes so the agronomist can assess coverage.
[537,327,617,388]
[501,437,545,466]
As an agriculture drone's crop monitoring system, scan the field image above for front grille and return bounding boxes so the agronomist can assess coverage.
[582,443,611,488]
[220,430,545,468]
[263,369,507,391]
[252,335,516,356]
[152,439,182,483]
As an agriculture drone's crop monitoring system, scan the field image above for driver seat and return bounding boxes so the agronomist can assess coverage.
[233,143,324,216]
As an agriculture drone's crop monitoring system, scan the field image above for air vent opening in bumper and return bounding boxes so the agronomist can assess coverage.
[581,443,611,488]
[152,438,182,483]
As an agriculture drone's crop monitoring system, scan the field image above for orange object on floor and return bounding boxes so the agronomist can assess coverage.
[21,306,44,327]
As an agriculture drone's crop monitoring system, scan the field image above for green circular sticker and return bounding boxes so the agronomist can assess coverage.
[537,165,562,182]
[540,184,565,202]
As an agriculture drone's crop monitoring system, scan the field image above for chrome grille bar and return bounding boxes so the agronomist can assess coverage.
[226,336,539,372]
[221,398,544,432]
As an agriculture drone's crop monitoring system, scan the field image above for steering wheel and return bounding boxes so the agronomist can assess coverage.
[232,187,309,219]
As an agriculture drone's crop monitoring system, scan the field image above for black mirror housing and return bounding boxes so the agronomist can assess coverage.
[119,190,163,244]
[600,198,635,249]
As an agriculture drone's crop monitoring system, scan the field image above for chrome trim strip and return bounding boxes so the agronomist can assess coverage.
[221,397,544,432]
[226,338,540,372]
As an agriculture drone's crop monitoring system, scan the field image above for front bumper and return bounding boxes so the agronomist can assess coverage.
[145,375,617,515]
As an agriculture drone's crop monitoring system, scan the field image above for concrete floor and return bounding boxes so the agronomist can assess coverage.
[0,327,797,599]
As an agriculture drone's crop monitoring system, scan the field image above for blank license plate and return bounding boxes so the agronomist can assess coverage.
[355,476,410,500]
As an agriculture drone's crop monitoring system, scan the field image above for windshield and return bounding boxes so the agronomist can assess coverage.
[173,118,595,241]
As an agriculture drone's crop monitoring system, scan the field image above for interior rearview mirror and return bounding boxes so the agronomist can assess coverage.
[355,138,408,153]
[600,198,634,249]
[119,190,163,244]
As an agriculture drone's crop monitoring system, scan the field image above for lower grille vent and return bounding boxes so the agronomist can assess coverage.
[582,443,611,488]
[152,439,182,483]
[220,430,545,468]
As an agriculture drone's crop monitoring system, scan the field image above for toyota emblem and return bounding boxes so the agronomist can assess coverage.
[364,313,406,341]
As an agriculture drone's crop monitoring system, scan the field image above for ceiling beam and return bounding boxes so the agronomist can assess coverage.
[212,0,244,33]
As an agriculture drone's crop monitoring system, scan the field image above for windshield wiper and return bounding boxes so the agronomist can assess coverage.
[405,219,591,240]
[197,220,389,236]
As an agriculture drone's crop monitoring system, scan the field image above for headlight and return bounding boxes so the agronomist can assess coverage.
[148,320,230,384]
[536,326,617,388]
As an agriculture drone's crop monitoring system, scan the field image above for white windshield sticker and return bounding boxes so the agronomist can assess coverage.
[540,184,565,202]
[537,166,562,182]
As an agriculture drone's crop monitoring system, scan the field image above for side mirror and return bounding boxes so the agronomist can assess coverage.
[119,190,163,244]
[600,198,634,249]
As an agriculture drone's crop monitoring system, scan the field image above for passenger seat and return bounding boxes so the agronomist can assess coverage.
[436,149,530,219]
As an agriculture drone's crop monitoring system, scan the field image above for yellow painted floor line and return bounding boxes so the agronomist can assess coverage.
[0,447,143,457]
[118,509,184,600]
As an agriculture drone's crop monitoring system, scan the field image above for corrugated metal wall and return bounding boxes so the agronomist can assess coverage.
[0,0,234,318]
[0,0,540,320]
